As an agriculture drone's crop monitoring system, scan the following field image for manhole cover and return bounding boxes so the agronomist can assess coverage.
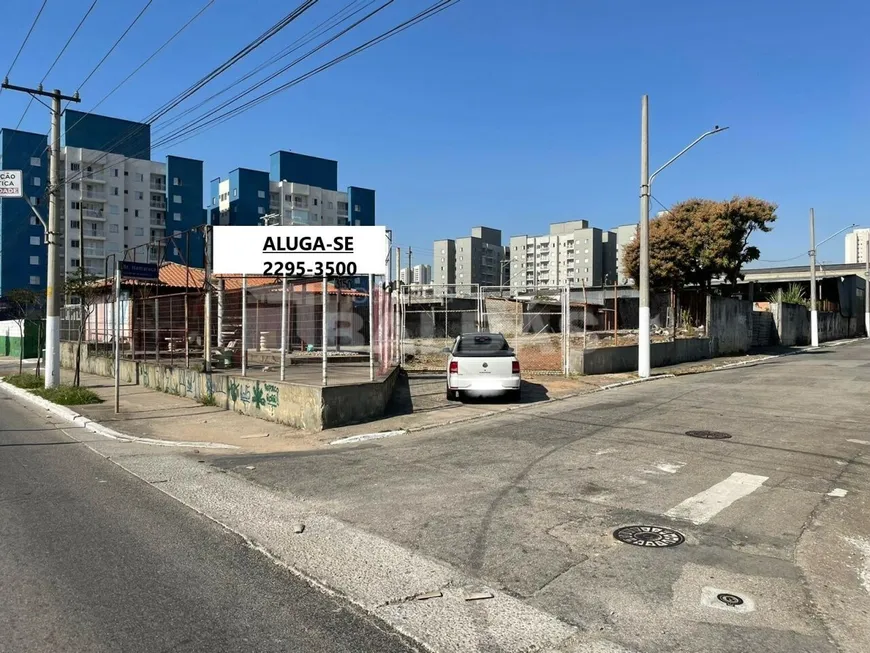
[685,430,731,440]
[717,593,744,606]
[613,525,685,548]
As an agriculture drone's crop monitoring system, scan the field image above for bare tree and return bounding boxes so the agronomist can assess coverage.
[62,274,103,387]
[5,289,39,375]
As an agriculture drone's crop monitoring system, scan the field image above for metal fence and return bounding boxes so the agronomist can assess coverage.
[61,273,397,386]
[398,284,710,373]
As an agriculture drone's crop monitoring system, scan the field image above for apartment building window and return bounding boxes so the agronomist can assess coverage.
[173,177,181,186]
[70,220,80,229]
[110,224,119,233]
[32,176,40,186]
[134,210,140,218]
[70,162,80,171]
[71,239,80,248]
[30,216,38,226]
[313,198,318,206]
[173,212,181,221]
[30,256,39,265]
[30,236,41,245]
[212,197,217,205]
[585,249,589,254]
[258,206,265,215]
[284,194,292,202]
[257,190,266,199]
[30,276,40,285]
[136,173,144,183]
[113,169,119,177]
[135,191,144,200]
[112,187,119,196]
[71,259,80,268]
[71,182,80,190]
[135,228,144,236]
[30,156,41,167]
[328,201,333,209]
[232,189,238,198]
[173,195,182,203]
[109,205,120,215]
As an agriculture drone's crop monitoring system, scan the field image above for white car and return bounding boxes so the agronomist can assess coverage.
[445,333,521,402]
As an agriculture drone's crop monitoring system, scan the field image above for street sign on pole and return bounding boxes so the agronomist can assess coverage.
[0,170,23,197]
[120,261,159,281]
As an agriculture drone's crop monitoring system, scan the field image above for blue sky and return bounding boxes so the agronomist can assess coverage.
[1,0,867,270]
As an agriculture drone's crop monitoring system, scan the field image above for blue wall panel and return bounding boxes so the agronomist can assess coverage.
[63,110,151,159]
[0,129,48,296]
[347,186,376,226]
[270,150,337,191]
[165,156,205,268]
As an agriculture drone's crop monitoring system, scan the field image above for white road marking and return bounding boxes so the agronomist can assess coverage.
[827,488,848,497]
[595,448,618,456]
[847,439,870,445]
[665,472,769,525]
[329,430,406,445]
[844,537,870,595]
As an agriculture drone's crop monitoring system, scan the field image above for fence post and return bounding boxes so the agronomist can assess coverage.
[216,278,225,348]
[322,276,328,386]
[184,290,190,368]
[154,295,160,363]
[280,275,287,382]
[114,264,121,414]
[241,274,247,376]
[582,279,587,350]
[368,274,375,381]
[169,295,174,366]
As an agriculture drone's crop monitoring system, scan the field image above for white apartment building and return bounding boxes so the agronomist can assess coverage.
[60,147,167,277]
[612,224,638,285]
[267,181,350,226]
[400,264,431,285]
[845,228,870,264]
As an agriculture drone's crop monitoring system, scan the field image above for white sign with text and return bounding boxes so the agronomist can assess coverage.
[0,170,23,198]
[212,225,388,276]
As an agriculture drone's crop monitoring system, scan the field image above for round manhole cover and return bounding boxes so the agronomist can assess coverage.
[717,593,744,606]
[685,430,731,440]
[613,525,685,548]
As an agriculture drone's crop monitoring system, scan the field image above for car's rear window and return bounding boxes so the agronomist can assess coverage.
[454,335,513,357]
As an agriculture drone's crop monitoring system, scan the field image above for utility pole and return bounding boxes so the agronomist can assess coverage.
[809,208,818,347]
[1,81,81,389]
[638,95,651,378]
[408,248,412,285]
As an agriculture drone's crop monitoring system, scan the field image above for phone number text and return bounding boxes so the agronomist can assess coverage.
[263,260,359,277]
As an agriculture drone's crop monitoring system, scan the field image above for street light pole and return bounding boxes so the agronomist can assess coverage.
[637,94,729,378]
[639,96,651,377]
[809,208,818,347]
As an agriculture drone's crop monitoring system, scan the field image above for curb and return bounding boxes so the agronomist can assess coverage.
[0,379,238,449]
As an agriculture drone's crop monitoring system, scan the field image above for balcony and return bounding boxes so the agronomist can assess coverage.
[150,177,167,192]
[83,249,105,259]
[150,218,165,229]
[150,198,167,210]
[83,209,105,220]
[81,172,106,183]
[83,189,107,202]
[84,231,106,240]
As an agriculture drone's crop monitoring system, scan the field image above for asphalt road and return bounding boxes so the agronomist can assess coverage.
[0,394,416,653]
[217,342,870,653]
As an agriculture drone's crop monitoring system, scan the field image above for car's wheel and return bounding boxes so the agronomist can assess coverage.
[508,389,521,403]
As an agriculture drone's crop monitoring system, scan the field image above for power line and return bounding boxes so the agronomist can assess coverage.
[15,0,101,129]
[63,0,320,186]
[156,0,376,133]
[149,0,461,152]
[70,0,156,102]
[0,0,49,98]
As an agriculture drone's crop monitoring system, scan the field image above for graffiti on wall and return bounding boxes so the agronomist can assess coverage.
[226,378,280,415]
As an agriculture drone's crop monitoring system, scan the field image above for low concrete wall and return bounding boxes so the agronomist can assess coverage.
[572,338,711,375]
[818,312,857,342]
[60,342,398,431]
[769,303,855,345]
[751,311,775,348]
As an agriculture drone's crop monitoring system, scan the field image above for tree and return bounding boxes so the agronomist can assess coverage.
[622,196,777,292]
[5,289,40,375]
[62,273,104,387]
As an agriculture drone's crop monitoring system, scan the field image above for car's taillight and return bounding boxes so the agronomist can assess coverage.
[449,360,459,374]
[512,360,520,375]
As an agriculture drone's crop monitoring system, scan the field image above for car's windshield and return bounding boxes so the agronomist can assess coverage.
[454,334,512,356]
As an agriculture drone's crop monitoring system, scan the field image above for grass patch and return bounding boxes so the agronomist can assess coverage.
[200,393,218,407]
[31,386,103,406]
[3,373,44,389]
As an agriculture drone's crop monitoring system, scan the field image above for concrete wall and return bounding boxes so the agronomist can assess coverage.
[751,311,775,348]
[710,297,752,355]
[769,302,858,345]
[818,312,858,342]
[60,341,398,431]
[572,338,711,375]
[0,319,40,358]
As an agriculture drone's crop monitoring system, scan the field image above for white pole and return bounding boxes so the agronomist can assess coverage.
[114,264,121,414]
[44,92,63,389]
[368,274,375,381]
[322,276,328,385]
[809,208,819,347]
[241,274,247,376]
[638,94,651,378]
[280,274,287,381]
[865,241,870,338]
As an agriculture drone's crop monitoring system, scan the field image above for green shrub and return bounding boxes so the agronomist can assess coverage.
[3,373,43,389]
[31,386,103,406]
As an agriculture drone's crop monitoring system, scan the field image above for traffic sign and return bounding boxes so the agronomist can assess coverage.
[120,261,159,280]
[0,170,23,198]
